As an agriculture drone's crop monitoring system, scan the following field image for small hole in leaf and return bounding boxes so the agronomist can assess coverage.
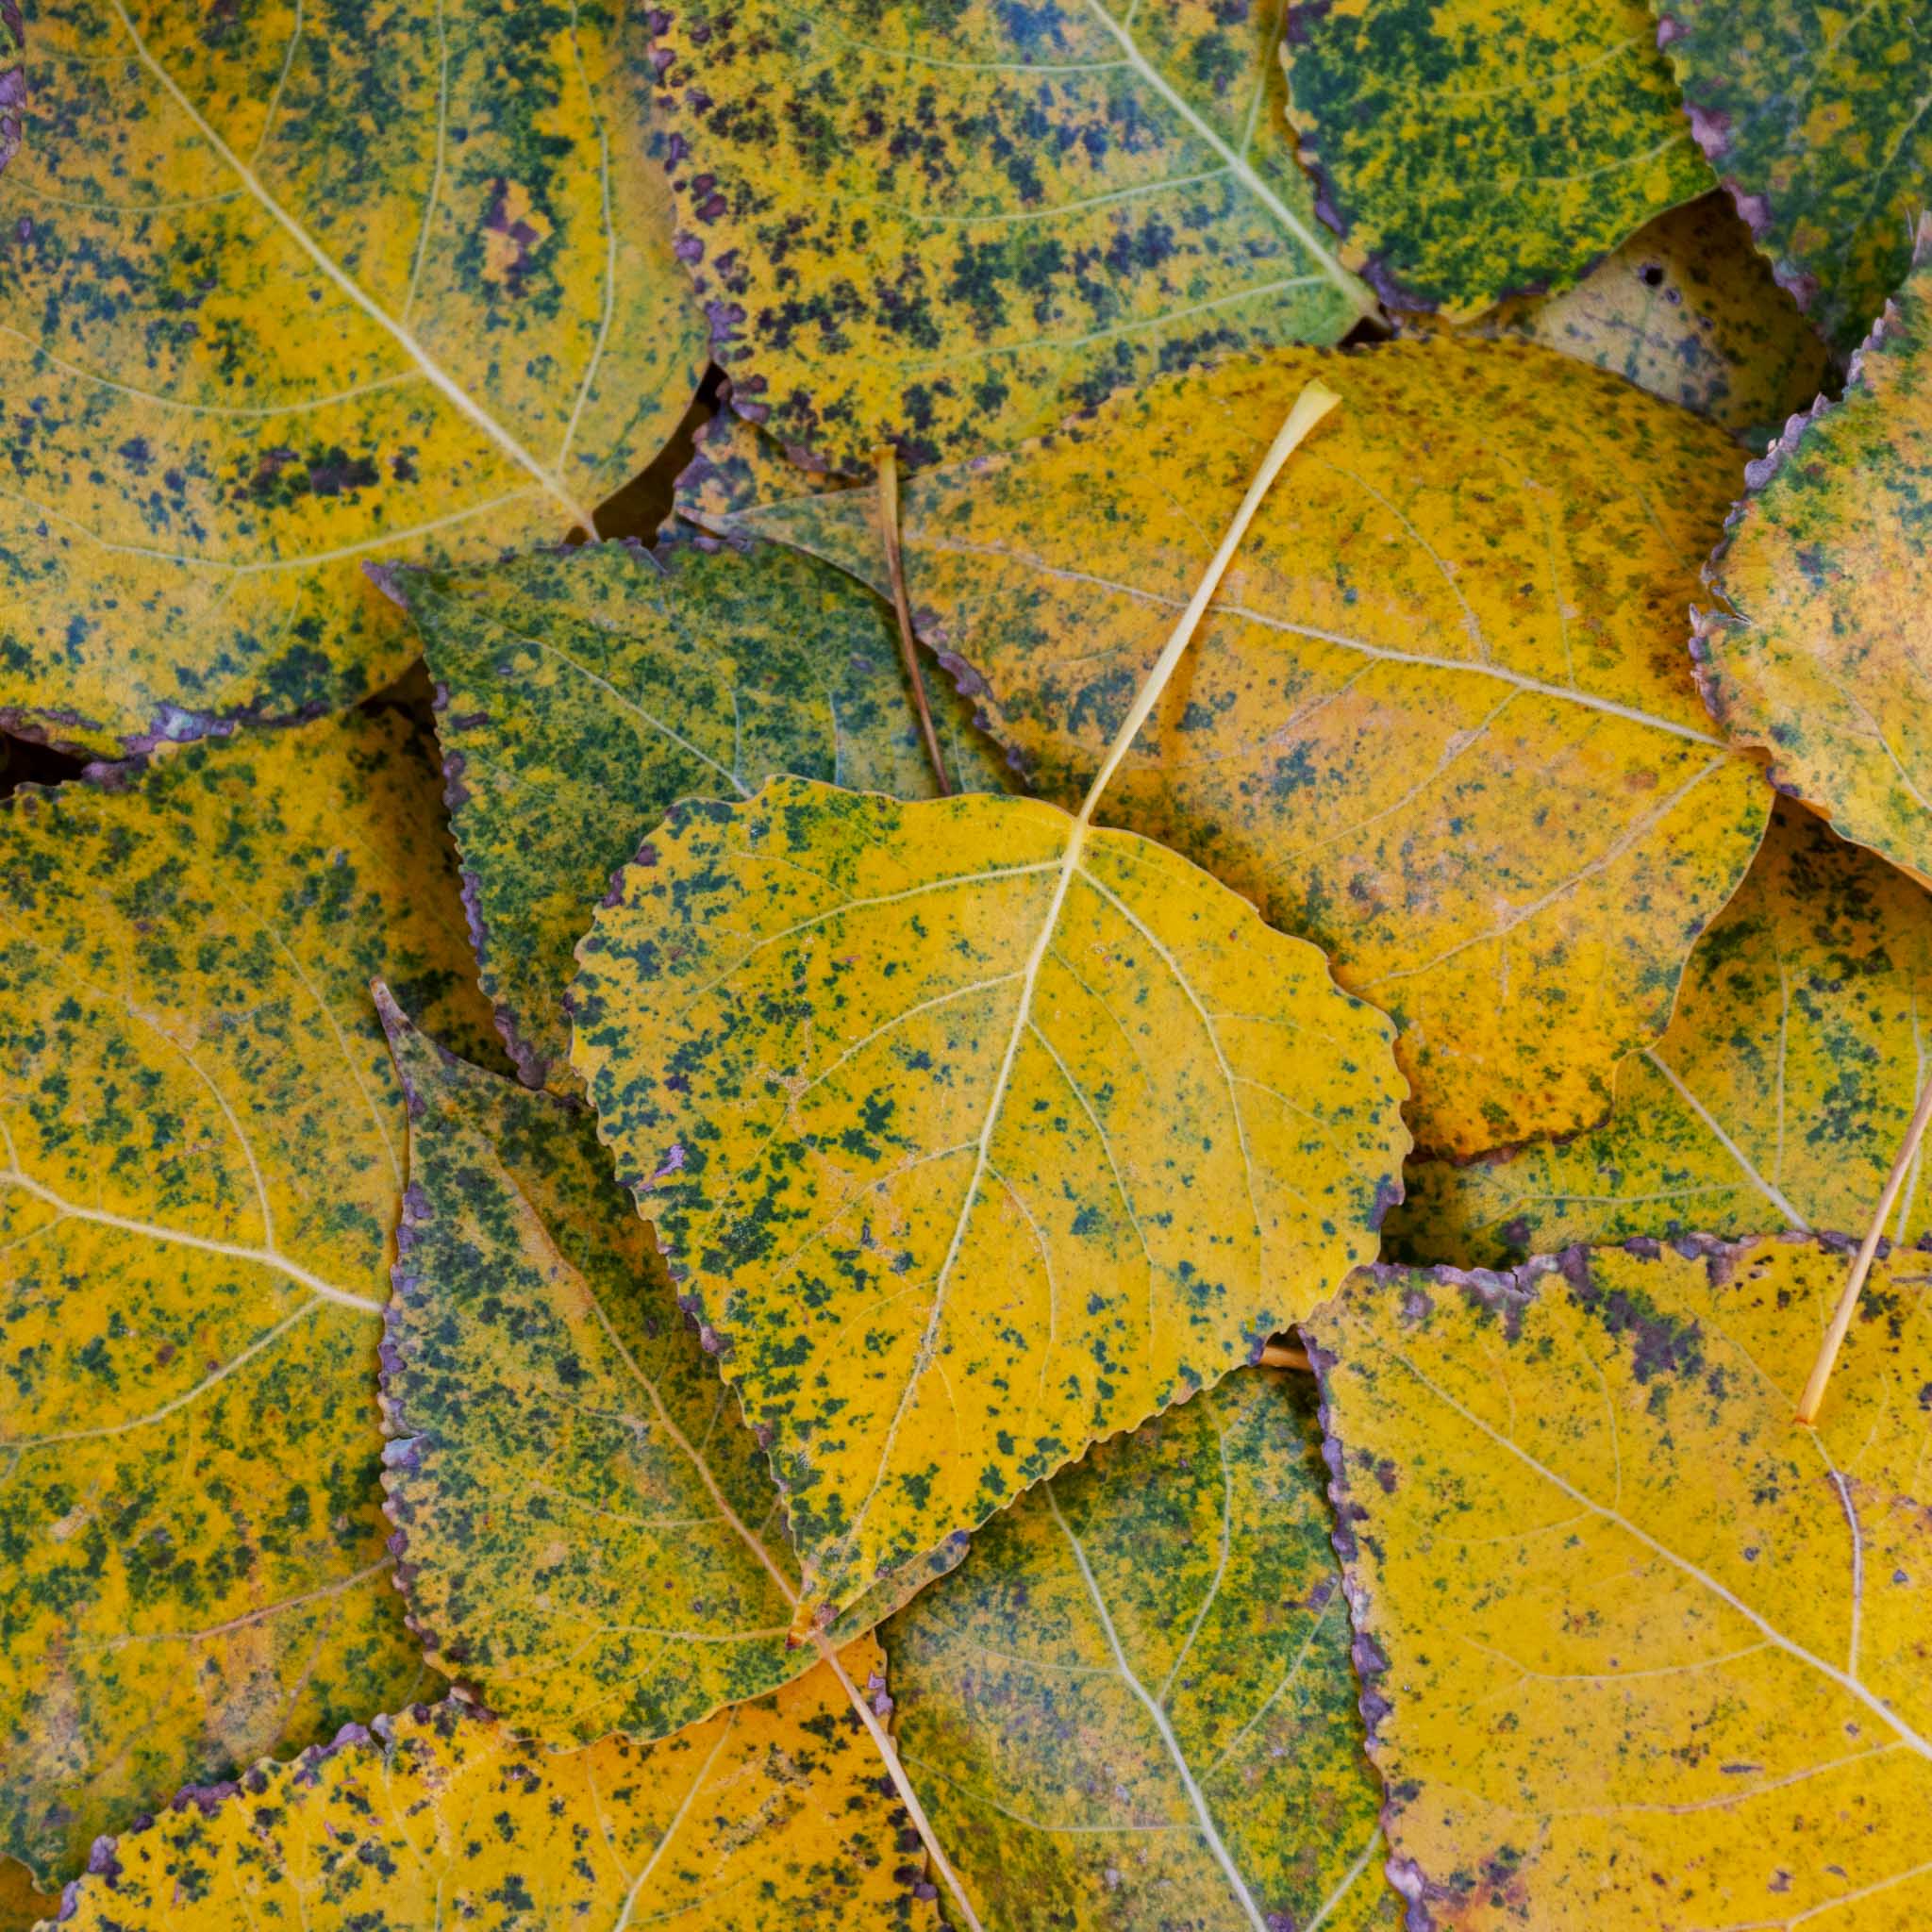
[1638,263,1665,288]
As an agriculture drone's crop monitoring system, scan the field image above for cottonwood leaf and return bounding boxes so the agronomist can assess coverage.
[1654,0,1932,357]
[376,1000,964,1742]
[1309,1235,1932,1930]
[686,341,1769,1158]
[1392,800,1932,1267]
[648,0,1374,471]
[884,1366,1400,1931]
[0,709,501,1885]
[1278,0,1712,317]
[1695,227,1932,888]
[53,1645,937,1931]
[570,777,1408,1630]
[389,537,1008,1090]
[0,0,706,758]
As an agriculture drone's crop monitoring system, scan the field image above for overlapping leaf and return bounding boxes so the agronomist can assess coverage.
[1393,800,1932,1267]
[1695,230,1932,887]
[687,341,1768,1157]
[571,776,1408,1628]
[0,710,500,1885]
[1655,0,1932,355]
[1279,0,1712,316]
[0,0,705,757]
[377,1001,962,1741]
[884,1367,1400,1930]
[1310,1236,1932,1928]
[391,538,1007,1089]
[647,0,1374,471]
[55,1645,935,1931]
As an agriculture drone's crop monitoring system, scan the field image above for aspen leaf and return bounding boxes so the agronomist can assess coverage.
[0,710,500,1884]
[0,0,706,757]
[1695,228,1932,888]
[688,341,1771,1157]
[390,537,1008,1090]
[376,1000,963,1742]
[1279,0,1712,317]
[648,0,1374,471]
[884,1366,1401,1931]
[53,1646,938,1932]
[1311,1236,1932,1929]
[1393,800,1932,1268]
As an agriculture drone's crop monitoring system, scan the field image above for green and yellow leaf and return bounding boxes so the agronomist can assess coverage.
[1392,799,1932,1267]
[0,0,20,176]
[376,1000,963,1742]
[0,709,500,1885]
[391,537,1008,1090]
[0,0,706,757]
[885,1366,1401,1931]
[55,1644,936,1932]
[649,0,1374,471]
[571,776,1408,1630]
[1309,1236,1932,1929]
[1695,226,1932,888]
[1279,0,1712,317]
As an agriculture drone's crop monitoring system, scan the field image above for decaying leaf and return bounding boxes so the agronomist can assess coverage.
[54,1645,936,1931]
[0,1857,57,1932]
[884,1367,1400,1930]
[571,774,1408,1629]
[1485,192,1831,448]
[1695,227,1932,888]
[1310,1235,1932,1930]
[688,341,1768,1158]
[1393,800,1932,1267]
[647,0,1374,471]
[0,0,706,757]
[1279,0,1712,317]
[0,710,500,1884]
[376,999,962,1742]
[390,537,1007,1090]
[1654,0,1932,356]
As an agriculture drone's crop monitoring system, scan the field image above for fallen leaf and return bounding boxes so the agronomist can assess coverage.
[1309,1235,1932,1930]
[1393,799,1932,1267]
[1695,225,1932,887]
[0,709,499,1883]
[1280,0,1712,316]
[885,1365,1401,1930]
[53,1645,937,1931]
[0,0,706,757]
[0,1857,57,1932]
[648,0,1374,470]
[390,537,1008,1090]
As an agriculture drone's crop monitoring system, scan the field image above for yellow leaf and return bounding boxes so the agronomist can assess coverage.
[53,1645,940,1931]
[0,710,500,1885]
[1393,799,1932,1266]
[1309,1236,1932,1929]
[0,0,706,756]
[1696,225,1932,888]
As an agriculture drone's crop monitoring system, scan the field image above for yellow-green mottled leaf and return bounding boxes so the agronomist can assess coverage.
[649,0,1374,472]
[686,342,1769,1158]
[1309,1237,1932,1929]
[391,538,1008,1091]
[1654,0,1932,357]
[570,777,1408,1629]
[0,0,706,757]
[55,1645,938,1931]
[375,1000,964,1742]
[1695,228,1932,889]
[0,709,502,1886]
[884,1367,1401,1931]
[1391,800,1932,1268]
[1485,192,1830,449]
[0,0,19,176]
[1279,0,1712,316]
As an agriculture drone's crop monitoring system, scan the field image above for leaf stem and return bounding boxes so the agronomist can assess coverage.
[875,448,954,796]
[1795,1067,1932,1425]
